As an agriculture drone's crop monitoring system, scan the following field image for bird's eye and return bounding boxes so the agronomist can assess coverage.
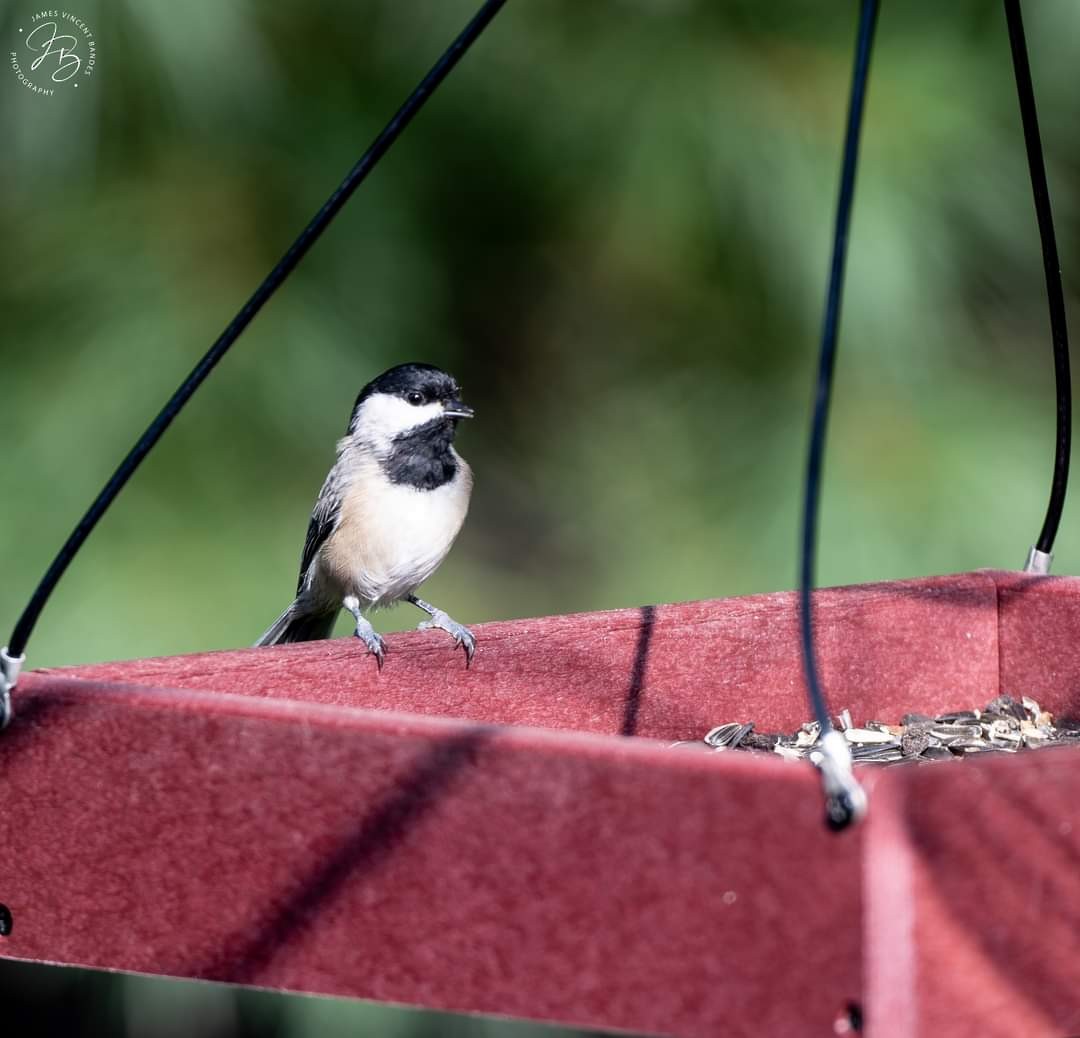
[406,391,424,406]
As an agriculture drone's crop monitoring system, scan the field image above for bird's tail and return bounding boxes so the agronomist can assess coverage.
[255,602,338,647]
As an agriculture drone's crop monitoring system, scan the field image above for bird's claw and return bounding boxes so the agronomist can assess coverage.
[418,611,476,667]
[354,627,387,669]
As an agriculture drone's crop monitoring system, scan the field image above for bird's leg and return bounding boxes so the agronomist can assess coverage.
[343,595,386,669]
[407,594,476,666]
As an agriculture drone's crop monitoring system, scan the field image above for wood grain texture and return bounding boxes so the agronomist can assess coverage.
[995,570,1080,718]
[0,679,861,1038]
[865,748,1080,1038]
[39,572,1001,739]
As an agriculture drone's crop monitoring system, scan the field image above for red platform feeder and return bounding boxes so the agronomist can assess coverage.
[2,569,1079,1037]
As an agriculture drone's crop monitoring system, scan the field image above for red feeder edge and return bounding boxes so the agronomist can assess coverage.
[1,568,1078,1038]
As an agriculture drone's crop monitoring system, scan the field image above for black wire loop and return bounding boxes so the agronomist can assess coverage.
[798,0,880,830]
[5,0,508,664]
[1003,0,1071,561]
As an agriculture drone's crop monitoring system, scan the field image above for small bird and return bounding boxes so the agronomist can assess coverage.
[256,362,476,666]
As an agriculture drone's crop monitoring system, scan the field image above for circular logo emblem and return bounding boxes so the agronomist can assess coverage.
[9,9,96,97]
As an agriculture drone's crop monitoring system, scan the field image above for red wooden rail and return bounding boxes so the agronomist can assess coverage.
[1,570,1078,1037]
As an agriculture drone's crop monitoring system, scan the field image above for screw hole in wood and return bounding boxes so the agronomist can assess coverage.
[834,1001,863,1034]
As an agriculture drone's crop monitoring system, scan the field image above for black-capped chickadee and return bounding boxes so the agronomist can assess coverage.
[256,362,476,666]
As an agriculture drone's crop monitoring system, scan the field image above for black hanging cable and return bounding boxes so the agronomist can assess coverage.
[1,0,508,694]
[798,0,880,830]
[1003,0,1072,571]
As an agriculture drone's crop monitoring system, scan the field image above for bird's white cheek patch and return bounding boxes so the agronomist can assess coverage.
[353,395,445,442]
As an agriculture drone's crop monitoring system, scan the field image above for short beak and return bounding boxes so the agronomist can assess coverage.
[444,400,475,419]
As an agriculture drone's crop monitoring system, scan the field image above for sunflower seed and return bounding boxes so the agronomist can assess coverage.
[844,727,896,744]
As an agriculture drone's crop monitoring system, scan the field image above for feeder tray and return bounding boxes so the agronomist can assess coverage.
[2,568,1078,1038]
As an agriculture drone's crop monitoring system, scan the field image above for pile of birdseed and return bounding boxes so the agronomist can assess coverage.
[698,695,1080,765]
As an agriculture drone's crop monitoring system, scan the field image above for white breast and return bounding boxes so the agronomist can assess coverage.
[320,453,472,608]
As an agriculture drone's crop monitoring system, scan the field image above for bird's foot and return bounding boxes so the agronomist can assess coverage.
[418,609,476,666]
[353,618,386,669]
[344,595,386,669]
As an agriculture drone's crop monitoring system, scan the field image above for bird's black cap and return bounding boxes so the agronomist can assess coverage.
[353,363,462,411]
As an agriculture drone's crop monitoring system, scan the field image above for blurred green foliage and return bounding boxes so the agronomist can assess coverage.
[2,0,1080,1033]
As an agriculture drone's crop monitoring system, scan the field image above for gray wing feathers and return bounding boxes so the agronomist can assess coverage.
[296,467,345,595]
[254,462,349,648]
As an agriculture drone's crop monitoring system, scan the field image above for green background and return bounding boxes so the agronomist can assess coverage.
[2,0,1078,1033]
